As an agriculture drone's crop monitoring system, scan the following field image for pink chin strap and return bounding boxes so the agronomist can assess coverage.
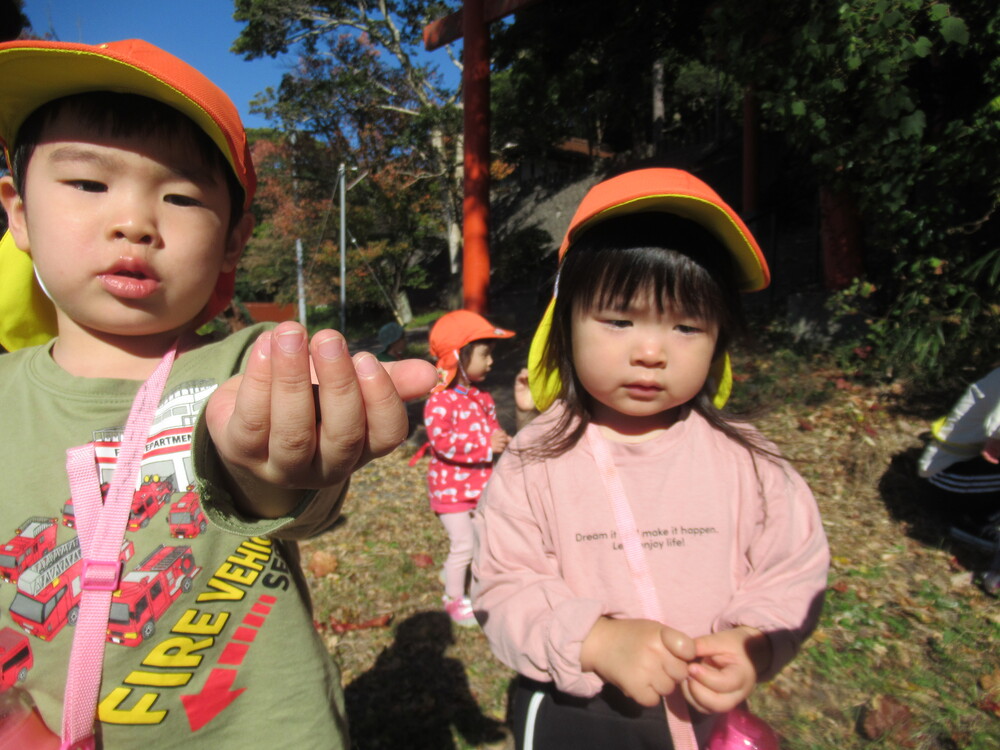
[61,341,179,750]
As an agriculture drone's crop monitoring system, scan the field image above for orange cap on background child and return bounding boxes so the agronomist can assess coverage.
[428,310,514,387]
[0,38,257,352]
[528,167,772,412]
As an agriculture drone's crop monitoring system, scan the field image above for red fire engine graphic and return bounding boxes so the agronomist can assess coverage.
[127,476,174,531]
[0,626,32,688]
[107,545,202,647]
[62,483,109,529]
[167,490,207,539]
[0,517,57,583]
[8,539,135,641]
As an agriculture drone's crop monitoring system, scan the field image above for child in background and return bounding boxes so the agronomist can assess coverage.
[918,366,1000,594]
[0,39,434,749]
[375,321,407,362]
[472,168,829,748]
[423,310,514,626]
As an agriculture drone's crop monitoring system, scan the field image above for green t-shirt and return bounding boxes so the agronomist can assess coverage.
[0,325,347,748]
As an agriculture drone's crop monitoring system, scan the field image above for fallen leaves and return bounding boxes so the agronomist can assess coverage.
[308,549,339,577]
[317,613,393,634]
[859,695,917,745]
[410,552,435,568]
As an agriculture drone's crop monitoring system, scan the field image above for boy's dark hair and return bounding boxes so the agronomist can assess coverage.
[522,212,778,463]
[10,92,246,231]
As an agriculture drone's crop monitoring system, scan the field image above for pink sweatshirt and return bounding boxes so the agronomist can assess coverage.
[472,404,829,698]
[424,386,501,514]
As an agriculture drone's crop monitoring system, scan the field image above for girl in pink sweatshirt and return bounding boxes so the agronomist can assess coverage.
[472,169,829,749]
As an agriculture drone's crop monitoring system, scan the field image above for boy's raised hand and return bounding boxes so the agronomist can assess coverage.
[205,322,436,518]
[580,617,695,707]
[681,626,772,714]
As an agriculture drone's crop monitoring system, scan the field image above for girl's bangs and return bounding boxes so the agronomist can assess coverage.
[575,245,726,327]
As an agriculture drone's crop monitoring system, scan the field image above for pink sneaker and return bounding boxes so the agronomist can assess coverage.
[442,595,477,627]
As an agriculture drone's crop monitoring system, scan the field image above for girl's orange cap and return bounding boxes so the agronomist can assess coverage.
[428,310,514,388]
[528,168,770,411]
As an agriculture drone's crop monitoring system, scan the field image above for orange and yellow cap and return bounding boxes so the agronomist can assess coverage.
[528,168,769,412]
[429,310,514,388]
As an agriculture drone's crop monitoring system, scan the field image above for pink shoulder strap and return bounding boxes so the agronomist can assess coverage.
[586,425,699,750]
[61,343,178,750]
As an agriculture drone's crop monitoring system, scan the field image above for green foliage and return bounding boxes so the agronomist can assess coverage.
[230,1,464,321]
[705,0,1000,385]
[490,0,719,158]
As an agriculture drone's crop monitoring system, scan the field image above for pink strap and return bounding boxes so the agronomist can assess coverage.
[586,425,699,750]
[61,344,178,750]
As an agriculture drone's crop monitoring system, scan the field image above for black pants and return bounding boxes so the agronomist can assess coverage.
[927,457,1000,533]
[510,677,701,750]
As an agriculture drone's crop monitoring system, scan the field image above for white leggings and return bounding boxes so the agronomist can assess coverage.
[438,510,475,599]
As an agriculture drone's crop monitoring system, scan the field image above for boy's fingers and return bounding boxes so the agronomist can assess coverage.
[265,323,327,473]
[211,332,276,461]
[380,358,438,402]
[350,352,414,459]
[310,331,368,477]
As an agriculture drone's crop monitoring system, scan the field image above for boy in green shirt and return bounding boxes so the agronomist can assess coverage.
[0,38,434,748]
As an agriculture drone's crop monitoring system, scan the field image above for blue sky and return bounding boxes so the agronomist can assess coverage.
[20,0,299,129]
[20,2,462,130]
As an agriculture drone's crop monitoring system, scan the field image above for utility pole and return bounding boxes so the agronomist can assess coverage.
[296,238,307,327]
[339,162,347,333]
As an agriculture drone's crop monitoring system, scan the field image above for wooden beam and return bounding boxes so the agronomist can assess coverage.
[424,0,542,50]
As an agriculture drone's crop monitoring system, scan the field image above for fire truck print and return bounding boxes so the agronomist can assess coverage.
[8,539,134,641]
[0,517,58,583]
[82,380,216,534]
[166,490,208,539]
[0,627,32,687]
[62,476,175,532]
[107,545,202,646]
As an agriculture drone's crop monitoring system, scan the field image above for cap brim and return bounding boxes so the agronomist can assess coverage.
[558,169,770,293]
[563,194,769,292]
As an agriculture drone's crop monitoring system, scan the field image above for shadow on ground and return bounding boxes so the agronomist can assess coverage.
[877,443,996,575]
[344,611,509,750]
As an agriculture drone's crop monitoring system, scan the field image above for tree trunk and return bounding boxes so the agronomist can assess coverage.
[819,185,865,290]
[393,290,413,325]
[651,58,665,157]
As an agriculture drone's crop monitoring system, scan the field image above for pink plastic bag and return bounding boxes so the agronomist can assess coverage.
[0,689,60,750]
[706,707,781,750]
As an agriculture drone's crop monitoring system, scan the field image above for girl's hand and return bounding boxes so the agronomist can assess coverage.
[681,626,772,714]
[580,617,695,707]
[491,428,511,454]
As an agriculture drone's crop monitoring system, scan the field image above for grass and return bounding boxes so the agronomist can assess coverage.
[299,342,1000,750]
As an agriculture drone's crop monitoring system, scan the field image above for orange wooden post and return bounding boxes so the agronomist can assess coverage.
[462,0,491,313]
[425,1,543,313]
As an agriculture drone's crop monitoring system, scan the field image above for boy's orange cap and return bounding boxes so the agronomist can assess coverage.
[0,38,257,351]
[528,168,770,412]
[429,310,514,388]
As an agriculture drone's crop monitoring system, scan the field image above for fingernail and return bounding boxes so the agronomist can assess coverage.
[316,334,345,361]
[276,328,305,354]
[356,353,380,378]
[257,332,272,358]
